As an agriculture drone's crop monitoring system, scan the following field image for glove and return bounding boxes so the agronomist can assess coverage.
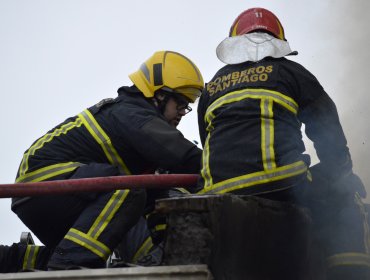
[309,164,367,198]
[334,172,367,198]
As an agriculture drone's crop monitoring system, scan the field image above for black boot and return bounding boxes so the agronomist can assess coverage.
[0,243,25,273]
[47,245,105,270]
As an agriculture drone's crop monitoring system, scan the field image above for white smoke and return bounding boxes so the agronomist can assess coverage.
[296,0,370,201]
[327,0,370,201]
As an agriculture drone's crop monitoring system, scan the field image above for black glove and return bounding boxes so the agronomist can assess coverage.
[335,172,367,198]
[309,164,367,198]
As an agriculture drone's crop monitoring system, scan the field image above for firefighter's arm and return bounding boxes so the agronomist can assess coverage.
[309,163,366,198]
[300,94,366,197]
[132,117,202,174]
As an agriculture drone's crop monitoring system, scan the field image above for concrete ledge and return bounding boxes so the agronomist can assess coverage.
[160,194,314,279]
[0,265,212,280]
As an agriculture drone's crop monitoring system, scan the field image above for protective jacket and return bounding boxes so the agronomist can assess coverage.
[13,86,201,208]
[11,86,202,269]
[197,57,351,195]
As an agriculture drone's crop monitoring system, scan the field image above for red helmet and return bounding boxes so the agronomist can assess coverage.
[229,8,286,40]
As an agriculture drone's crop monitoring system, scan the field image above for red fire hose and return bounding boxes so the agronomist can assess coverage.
[0,174,199,198]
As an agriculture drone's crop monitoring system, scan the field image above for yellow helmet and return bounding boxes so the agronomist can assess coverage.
[129,51,204,103]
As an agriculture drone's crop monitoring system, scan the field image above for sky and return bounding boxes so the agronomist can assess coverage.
[0,0,369,245]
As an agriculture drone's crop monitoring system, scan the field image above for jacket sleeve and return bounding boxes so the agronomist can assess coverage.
[111,102,202,174]
[138,117,202,174]
[197,88,209,147]
[296,69,352,180]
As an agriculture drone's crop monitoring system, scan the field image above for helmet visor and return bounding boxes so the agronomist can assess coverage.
[162,86,202,103]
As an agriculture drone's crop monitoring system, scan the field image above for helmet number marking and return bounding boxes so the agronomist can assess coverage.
[255,12,263,18]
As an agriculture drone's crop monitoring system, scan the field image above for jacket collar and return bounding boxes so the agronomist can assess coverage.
[216,32,297,64]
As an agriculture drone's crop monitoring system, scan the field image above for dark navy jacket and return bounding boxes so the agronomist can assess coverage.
[197,57,351,195]
[13,86,201,207]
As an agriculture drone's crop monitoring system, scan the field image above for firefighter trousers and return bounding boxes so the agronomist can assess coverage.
[13,163,146,269]
[0,243,50,272]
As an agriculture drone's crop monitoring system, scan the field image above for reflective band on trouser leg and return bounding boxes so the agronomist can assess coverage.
[154,224,167,232]
[327,193,370,269]
[88,190,130,239]
[63,190,130,260]
[327,253,370,268]
[22,245,40,270]
[65,229,111,260]
[78,110,130,175]
[132,236,154,263]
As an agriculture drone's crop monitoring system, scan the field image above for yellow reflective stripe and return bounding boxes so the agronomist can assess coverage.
[199,161,307,194]
[200,88,299,194]
[206,115,215,132]
[19,118,83,177]
[354,193,370,254]
[205,88,298,125]
[261,98,276,170]
[16,162,84,183]
[132,236,153,263]
[65,228,111,260]
[88,190,130,239]
[22,245,40,270]
[306,170,313,182]
[327,252,370,268]
[78,110,130,175]
[154,224,167,232]
[200,132,213,189]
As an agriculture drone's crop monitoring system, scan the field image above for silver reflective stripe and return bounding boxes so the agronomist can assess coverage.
[200,132,213,189]
[261,98,276,170]
[88,190,129,239]
[132,236,154,263]
[200,88,299,194]
[201,161,307,194]
[19,118,83,177]
[205,88,298,125]
[78,110,130,175]
[23,245,39,270]
[65,229,111,259]
[16,162,85,183]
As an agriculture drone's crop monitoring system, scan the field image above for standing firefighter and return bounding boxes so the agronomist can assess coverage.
[9,50,204,271]
[197,8,370,279]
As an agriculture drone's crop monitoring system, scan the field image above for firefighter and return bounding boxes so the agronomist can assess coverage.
[197,8,370,279]
[9,50,204,271]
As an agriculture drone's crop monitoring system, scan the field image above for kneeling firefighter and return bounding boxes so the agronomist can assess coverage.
[8,50,204,271]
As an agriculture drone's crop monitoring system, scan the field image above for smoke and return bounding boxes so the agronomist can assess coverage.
[300,0,370,201]
[326,0,370,201]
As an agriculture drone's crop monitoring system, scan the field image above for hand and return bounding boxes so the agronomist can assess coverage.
[335,172,367,198]
[309,164,367,199]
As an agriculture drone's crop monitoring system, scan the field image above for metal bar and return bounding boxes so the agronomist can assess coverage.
[0,174,199,198]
